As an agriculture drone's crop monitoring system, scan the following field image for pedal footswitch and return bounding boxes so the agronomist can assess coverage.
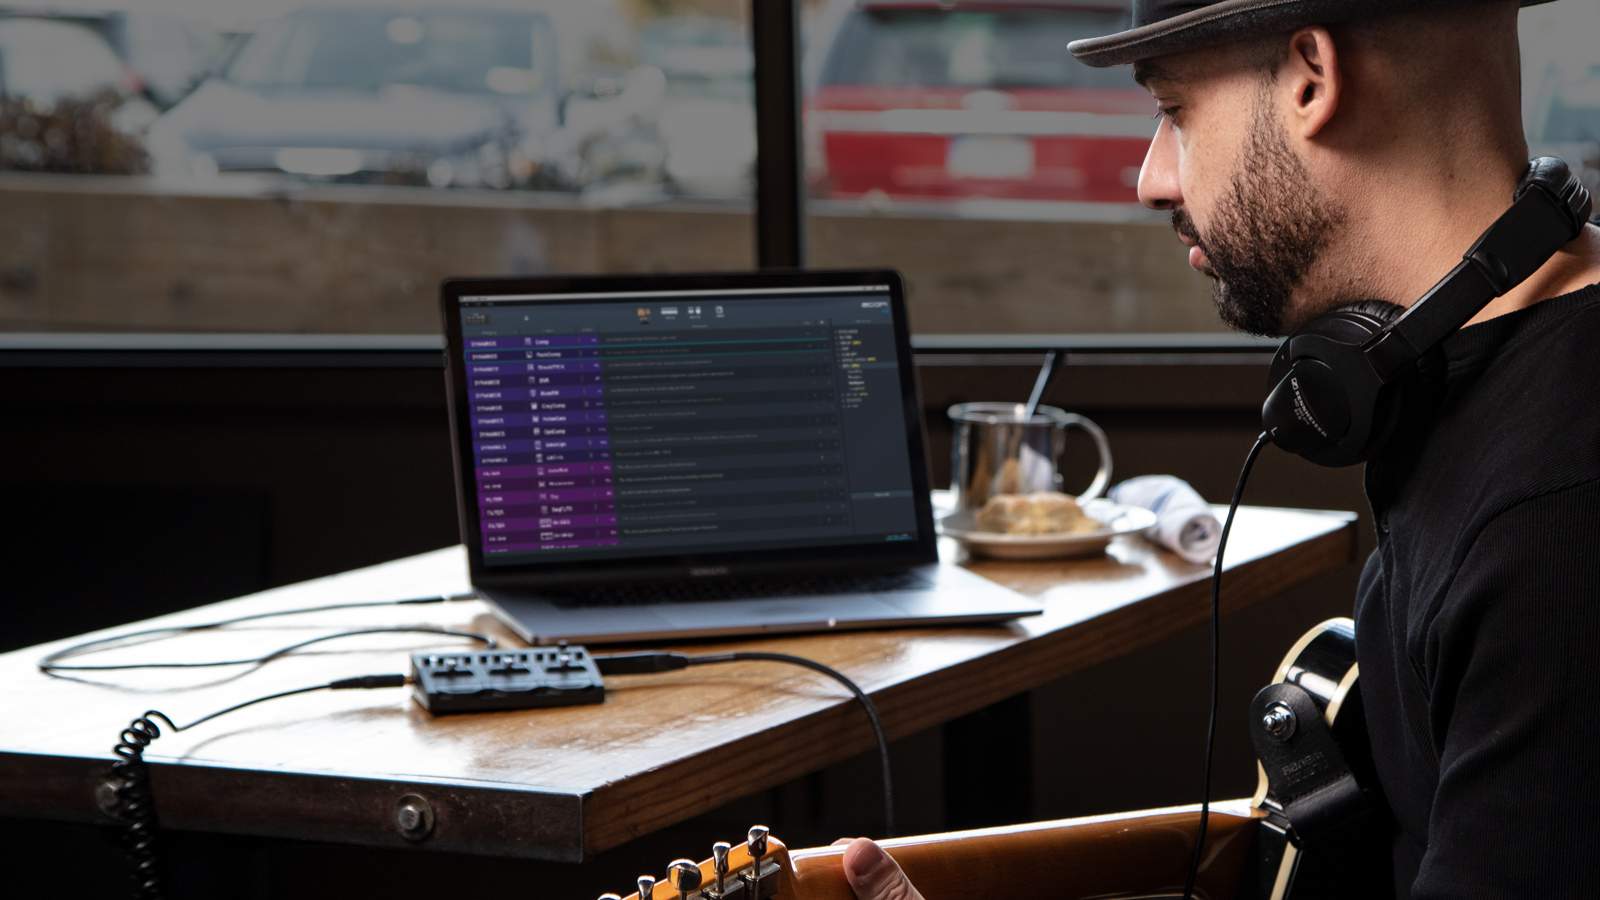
[410,644,604,714]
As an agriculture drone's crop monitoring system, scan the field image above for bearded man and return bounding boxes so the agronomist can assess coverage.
[840,1,1600,897]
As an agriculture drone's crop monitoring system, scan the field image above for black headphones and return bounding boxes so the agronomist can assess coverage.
[1262,157,1594,467]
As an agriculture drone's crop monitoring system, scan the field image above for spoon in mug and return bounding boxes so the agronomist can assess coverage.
[1019,349,1062,422]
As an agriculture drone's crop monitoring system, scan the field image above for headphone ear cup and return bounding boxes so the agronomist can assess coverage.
[1328,300,1404,325]
[1265,302,1412,466]
[1348,302,1407,456]
[1344,301,1448,462]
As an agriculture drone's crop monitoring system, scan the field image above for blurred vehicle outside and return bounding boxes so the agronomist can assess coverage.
[641,13,755,199]
[804,0,1151,209]
[0,5,227,109]
[0,14,157,171]
[145,3,667,193]
[101,11,227,108]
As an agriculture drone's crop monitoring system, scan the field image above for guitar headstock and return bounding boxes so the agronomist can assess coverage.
[598,825,794,900]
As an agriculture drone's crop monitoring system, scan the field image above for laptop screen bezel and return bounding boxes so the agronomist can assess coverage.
[440,268,938,590]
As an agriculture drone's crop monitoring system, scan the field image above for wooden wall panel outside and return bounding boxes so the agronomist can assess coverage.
[0,175,1212,335]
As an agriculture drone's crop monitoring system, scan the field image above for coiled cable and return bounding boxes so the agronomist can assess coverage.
[111,711,174,899]
[105,676,406,900]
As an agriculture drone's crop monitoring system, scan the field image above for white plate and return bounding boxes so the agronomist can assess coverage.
[937,499,1157,560]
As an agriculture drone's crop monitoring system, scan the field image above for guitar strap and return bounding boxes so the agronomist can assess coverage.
[1247,681,1396,899]
[1248,682,1370,846]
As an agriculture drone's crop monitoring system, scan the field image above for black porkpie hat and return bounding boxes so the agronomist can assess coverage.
[1068,0,1559,68]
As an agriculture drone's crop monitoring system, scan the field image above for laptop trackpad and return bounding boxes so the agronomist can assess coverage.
[656,595,903,628]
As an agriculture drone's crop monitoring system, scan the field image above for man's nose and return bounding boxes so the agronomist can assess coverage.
[1137,121,1181,211]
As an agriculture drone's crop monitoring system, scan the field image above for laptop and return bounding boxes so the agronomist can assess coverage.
[440,269,1042,644]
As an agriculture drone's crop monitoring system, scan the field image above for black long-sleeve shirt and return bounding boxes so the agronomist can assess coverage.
[1355,281,1600,899]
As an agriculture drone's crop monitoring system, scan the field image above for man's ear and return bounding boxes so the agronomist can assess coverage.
[1282,26,1342,139]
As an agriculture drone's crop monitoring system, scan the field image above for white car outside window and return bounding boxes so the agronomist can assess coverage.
[0,18,128,107]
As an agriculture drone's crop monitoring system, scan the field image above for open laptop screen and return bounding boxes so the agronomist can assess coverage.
[443,272,934,579]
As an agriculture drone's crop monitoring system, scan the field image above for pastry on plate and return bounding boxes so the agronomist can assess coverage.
[974,492,1099,535]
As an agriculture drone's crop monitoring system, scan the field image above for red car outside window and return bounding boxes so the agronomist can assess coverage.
[807,1,1152,205]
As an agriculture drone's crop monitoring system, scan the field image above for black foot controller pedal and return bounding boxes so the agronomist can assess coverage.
[410,644,604,715]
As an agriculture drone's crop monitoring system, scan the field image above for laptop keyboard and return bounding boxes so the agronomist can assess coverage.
[544,570,928,608]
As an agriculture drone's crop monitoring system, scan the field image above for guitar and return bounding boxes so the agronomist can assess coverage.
[595,618,1386,900]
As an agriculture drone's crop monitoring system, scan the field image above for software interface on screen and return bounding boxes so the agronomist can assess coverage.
[458,285,922,566]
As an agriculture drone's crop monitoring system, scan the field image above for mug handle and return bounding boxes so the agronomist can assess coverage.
[1057,413,1113,500]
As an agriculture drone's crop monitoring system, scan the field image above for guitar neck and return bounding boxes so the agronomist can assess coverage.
[621,801,1261,900]
[786,801,1259,900]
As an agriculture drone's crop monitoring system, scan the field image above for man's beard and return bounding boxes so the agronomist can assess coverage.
[1172,95,1347,336]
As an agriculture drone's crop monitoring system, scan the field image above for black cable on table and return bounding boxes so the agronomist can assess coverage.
[596,649,895,837]
[37,595,491,674]
[1182,432,1270,900]
[42,626,494,673]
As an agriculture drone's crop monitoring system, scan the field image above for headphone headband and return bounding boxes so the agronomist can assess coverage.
[1364,159,1594,381]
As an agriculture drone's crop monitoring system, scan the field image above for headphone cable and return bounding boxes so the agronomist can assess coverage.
[1182,431,1270,900]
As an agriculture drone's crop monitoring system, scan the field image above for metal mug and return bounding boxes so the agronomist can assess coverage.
[948,402,1113,511]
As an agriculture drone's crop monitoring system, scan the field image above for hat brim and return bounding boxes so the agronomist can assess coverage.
[1068,0,1559,68]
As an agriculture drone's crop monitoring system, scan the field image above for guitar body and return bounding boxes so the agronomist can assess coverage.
[603,619,1387,900]
[1247,618,1391,900]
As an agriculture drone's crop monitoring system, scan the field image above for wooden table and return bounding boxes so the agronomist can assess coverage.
[0,505,1355,863]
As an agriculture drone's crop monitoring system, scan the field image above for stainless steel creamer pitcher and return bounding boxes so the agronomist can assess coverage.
[947,403,1113,512]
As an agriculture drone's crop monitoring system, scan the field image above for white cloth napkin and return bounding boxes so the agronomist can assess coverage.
[1107,475,1222,564]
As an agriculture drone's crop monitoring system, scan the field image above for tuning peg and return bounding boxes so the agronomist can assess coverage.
[668,859,701,899]
[637,875,657,900]
[744,825,770,893]
[711,841,732,897]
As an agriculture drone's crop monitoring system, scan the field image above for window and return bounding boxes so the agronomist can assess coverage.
[0,2,756,334]
[803,0,1600,339]
[1524,5,1600,196]
[3,1,1597,339]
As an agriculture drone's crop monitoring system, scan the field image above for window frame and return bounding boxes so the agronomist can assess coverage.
[752,0,804,268]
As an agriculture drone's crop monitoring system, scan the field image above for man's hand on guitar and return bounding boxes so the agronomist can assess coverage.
[840,837,926,900]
